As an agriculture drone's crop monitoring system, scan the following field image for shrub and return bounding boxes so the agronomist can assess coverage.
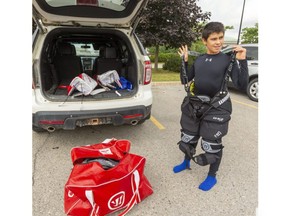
[163,55,195,72]
[150,53,178,63]
[163,56,181,72]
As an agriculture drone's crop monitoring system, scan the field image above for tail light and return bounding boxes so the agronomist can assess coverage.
[144,60,152,85]
[39,120,64,125]
[123,113,143,119]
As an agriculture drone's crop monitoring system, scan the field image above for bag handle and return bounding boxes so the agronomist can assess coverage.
[118,170,141,216]
[71,139,131,164]
[85,190,100,216]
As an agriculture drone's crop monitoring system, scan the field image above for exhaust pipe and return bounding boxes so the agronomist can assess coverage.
[130,120,138,125]
[47,126,56,132]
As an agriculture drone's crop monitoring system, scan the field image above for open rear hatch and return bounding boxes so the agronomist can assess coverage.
[33,0,148,29]
[33,0,148,101]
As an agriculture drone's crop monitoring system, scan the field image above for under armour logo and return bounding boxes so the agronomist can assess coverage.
[205,58,212,62]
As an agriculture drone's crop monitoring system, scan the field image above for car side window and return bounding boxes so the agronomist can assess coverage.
[246,47,258,61]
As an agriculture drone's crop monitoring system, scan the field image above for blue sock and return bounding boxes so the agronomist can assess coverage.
[173,159,190,173]
[199,175,217,191]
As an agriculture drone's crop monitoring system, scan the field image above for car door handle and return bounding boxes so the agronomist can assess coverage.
[251,62,258,65]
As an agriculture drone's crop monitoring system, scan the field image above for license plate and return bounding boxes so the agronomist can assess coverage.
[87,118,100,125]
[76,117,113,127]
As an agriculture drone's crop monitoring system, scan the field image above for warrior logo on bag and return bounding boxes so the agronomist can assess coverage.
[68,190,74,198]
[99,148,113,155]
[108,191,125,210]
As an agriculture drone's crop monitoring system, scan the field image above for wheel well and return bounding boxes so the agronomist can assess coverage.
[249,75,258,82]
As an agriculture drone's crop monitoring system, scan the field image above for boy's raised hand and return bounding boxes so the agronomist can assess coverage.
[233,45,247,60]
[178,45,189,62]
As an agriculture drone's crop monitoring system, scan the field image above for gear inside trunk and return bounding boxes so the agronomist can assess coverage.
[38,28,139,101]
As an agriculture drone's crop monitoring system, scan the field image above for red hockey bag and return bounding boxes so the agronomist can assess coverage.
[64,139,153,216]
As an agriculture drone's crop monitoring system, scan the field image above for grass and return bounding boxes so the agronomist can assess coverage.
[152,68,180,82]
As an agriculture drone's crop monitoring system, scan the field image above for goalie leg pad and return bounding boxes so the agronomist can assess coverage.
[178,141,196,159]
[178,132,199,159]
[193,153,220,166]
[192,139,223,166]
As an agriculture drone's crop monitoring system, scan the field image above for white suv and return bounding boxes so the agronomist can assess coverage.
[32,0,152,132]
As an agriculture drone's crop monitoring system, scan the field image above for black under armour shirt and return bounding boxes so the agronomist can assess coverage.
[181,52,248,98]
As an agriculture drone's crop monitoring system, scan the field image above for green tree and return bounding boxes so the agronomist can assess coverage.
[136,0,210,70]
[191,40,206,54]
[241,23,258,43]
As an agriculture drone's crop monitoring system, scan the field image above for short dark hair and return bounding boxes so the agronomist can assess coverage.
[202,22,225,40]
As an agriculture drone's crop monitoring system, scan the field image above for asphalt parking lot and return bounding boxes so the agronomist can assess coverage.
[32,83,258,216]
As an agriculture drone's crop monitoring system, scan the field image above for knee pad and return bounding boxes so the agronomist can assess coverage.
[181,132,199,145]
[201,139,223,153]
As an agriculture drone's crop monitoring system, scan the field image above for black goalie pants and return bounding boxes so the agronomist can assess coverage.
[179,96,231,176]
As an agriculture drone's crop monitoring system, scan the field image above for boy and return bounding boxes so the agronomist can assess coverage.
[174,22,248,191]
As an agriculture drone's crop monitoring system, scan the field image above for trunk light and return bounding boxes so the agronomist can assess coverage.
[144,60,152,85]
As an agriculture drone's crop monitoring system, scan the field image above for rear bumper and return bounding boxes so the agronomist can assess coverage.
[33,105,152,130]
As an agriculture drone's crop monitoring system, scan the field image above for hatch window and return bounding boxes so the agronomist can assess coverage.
[45,0,130,11]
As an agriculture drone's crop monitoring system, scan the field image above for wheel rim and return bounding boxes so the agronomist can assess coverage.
[249,81,258,100]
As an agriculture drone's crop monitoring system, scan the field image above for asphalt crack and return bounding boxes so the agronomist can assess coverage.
[32,133,50,186]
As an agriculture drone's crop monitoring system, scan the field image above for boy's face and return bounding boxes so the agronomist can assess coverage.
[202,32,224,54]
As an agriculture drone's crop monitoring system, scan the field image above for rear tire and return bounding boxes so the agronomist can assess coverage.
[247,78,258,102]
